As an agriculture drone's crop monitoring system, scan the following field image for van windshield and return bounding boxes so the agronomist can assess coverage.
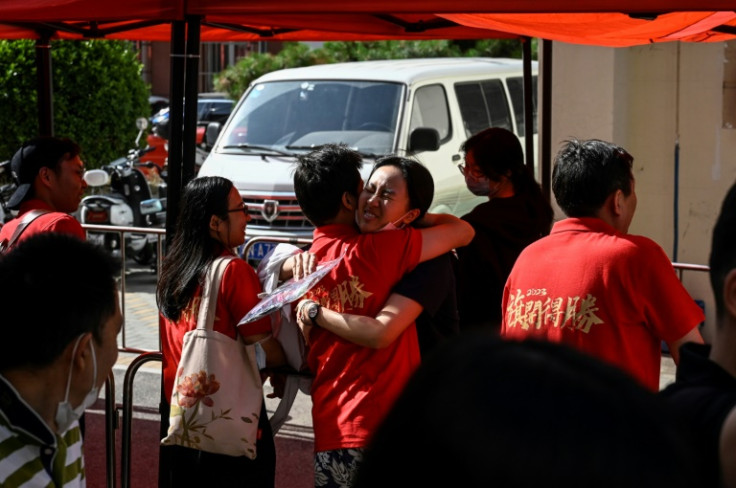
[219,80,403,156]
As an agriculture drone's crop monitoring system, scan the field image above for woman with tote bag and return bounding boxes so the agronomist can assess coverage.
[156,176,286,487]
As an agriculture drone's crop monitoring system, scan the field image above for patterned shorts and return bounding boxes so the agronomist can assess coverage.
[314,448,365,488]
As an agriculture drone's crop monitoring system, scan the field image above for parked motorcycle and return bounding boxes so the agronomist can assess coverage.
[79,118,167,264]
[0,159,16,226]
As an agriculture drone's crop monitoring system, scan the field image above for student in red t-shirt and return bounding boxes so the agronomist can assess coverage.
[157,176,288,488]
[0,137,87,250]
[501,138,704,391]
[291,144,473,487]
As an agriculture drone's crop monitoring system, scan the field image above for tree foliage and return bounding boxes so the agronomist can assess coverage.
[0,40,149,170]
[214,39,537,101]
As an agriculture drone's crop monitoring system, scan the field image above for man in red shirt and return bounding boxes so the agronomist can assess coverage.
[501,138,703,391]
[0,137,87,250]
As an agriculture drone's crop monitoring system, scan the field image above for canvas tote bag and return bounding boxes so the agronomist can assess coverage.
[161,256,263,459]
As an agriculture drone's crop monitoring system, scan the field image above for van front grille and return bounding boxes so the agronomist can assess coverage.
[242,195,313,231]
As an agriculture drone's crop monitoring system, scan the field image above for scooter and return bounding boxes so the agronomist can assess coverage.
[0,159,16,226]
[79,118,167,264]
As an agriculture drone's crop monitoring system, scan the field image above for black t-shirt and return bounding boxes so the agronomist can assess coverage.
[456,194,550,332]
[660,342,736,487]
[393,252,459,358]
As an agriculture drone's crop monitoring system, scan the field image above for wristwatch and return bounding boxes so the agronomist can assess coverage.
[305,300,321,326]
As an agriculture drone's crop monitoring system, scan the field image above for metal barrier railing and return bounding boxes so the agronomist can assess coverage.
[672,261,710,280]
[121,351,163,488]
[241,235,313,258]
[82,224,166,352]
[82,224,165,488]
[103,372,117,488]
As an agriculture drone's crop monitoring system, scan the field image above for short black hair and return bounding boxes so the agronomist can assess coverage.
[0,233,120,371]
[293,144,363,226]
[709,181,736,321]
[552,138,634,217]
[8,137,81,209]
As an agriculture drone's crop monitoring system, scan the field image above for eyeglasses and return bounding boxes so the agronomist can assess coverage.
[227,204,248,215]
[457,163,484,178]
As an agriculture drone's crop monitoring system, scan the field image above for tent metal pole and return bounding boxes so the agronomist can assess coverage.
[158,19,185,488]
[182,15,201,186]
[522,37,534,172]
[35,32,53,137]
[540,39,553,203]
[164,21,186,245]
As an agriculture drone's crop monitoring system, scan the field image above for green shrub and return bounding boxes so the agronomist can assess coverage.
[0,40,149,170]
[215,42,320,100]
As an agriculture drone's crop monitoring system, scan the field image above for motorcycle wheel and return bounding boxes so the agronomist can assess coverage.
[132,242,154,265]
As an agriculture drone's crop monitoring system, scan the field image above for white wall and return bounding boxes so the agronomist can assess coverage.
[547,41,736,341]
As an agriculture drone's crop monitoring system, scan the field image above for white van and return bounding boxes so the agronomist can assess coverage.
[198,57,538,260]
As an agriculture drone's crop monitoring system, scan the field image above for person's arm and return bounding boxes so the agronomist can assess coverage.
[296,294,423,348]
[256,243,316,288]
[240,332,288,399]
[416,213,474,263]
[665,328,704,364]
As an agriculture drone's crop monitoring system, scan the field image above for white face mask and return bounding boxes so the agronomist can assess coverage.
[55,334,99,433]
[378,212,411,232]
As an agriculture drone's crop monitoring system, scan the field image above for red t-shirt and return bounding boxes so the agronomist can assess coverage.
[305,224,422,452]
[161,253,272,401]
[501,217,704,391]
[0,199,86,244]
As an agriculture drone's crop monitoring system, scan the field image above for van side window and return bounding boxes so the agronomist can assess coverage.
[507,75,538,136]
[410,84,451,142]
[455,80,512,138]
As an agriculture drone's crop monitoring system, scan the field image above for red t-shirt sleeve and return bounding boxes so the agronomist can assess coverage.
[633,239,704,342]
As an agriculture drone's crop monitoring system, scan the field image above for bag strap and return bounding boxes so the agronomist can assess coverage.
[0,209,49,254]
[196,255,235,331]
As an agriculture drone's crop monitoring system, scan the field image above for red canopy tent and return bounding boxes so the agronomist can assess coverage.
[1,1,735,44]
[2,0,736,220]
[2,0,735,251]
